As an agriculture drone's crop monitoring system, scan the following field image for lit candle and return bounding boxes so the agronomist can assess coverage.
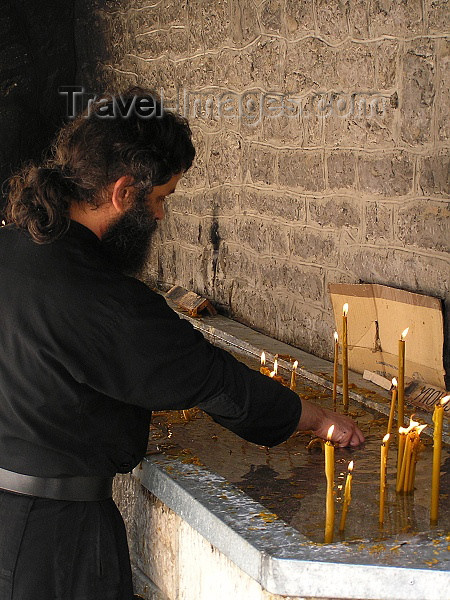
[387,378,398,438]
[332,332,339,410]
[398,328,409,428]
[396,417,419,493]
[269,357,278,378]
[324,425,335,543]
[342,304,349,413]
[259,351,271,377]
[406,424,426,493]
[290,360,298,391]
[396,426,407,490]
[260,351,266,374]
[339,460,354,532]
[379,433,390,524]
[431,395,450,524]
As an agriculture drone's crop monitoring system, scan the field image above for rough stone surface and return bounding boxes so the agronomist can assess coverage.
[419,152,450,196]
[327,151,357,190]
[68,0,449,378]
[397,199,450,253]
[309,196,361,229]
[400,40,436,146]
[358,152,414,196]
[365,202,393,243]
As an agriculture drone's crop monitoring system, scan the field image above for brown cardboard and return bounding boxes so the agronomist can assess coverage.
[329,283,446,390]
[405,381,450,420]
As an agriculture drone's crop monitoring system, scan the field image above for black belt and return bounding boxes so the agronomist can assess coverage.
[0,467,113,501]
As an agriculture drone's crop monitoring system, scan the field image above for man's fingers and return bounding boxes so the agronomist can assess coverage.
[336,424,365,447]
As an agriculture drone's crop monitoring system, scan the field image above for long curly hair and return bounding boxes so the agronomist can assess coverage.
[5,87,195,243]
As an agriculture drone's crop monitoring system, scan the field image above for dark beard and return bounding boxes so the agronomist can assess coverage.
[100,198,158,276]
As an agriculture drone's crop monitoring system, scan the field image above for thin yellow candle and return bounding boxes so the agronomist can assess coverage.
[339,460,354,532]
[402,431,414,493]
[260,351,271,377]
[396,417,419,492]
[332,332,339,410]
[290,360,298,391]
[406,424,426,493]
[398,328,409,428]
[324,425,335,543]
[342,304,349,413]
[269,357,278,378]
[379,434,390,524]
[431,395,450,524]
[260,351,266,374]
[387,378,397,438]
[396,426,407,489]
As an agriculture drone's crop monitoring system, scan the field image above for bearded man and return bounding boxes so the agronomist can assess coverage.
[0,88,364,600]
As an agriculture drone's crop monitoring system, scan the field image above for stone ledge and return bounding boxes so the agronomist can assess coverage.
[117,456,450,600]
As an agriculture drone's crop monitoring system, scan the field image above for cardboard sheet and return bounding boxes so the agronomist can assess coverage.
[329,283,446,392]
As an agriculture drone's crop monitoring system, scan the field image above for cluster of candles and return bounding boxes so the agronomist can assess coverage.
[324,392,448,541]
[259,304,449,541]
[259,351,298,391]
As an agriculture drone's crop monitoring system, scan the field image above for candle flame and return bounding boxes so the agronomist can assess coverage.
[269,370,275,378]
[416,424,427,435]
[398,426,408,435]
[392,377,397,388]
[292,360,298,371]
[334,331,338,342]
[401,327,409,340]
[260,351,266,366]
[274,358,278,375]
[407,415,420,430]
[343,303,348,316]
[401,415,421,434]
[383,433,390,444]
[327,425,335,440]
[440,395,450,407]
[348,460,354,472]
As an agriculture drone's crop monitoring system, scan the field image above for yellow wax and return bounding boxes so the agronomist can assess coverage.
[398,339,406,428]
[260,352,266,374]
[408,435,420,493]
[431,404,444,523]
[396,431,406,489]
[403,432,416,493]
[324,441,335,543]
[290,361,298,391]
[397,433,411,493]
[332,338,338,410]
[387,388,397,437]
[342,314,348,413]
[339,471,353,532]
[379,438,389,524]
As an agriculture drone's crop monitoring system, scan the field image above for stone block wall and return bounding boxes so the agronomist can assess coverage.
[75,0,449,381]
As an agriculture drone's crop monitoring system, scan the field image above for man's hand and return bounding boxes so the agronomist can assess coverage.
[296,398,365,448]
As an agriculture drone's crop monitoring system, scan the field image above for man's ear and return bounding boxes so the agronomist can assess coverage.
[111,175,135,213]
